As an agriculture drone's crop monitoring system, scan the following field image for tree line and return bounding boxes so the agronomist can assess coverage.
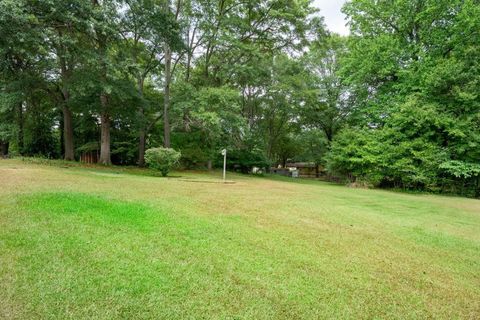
[1,0,479,197]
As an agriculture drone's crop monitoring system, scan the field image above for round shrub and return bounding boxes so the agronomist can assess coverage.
[145,147,181,177]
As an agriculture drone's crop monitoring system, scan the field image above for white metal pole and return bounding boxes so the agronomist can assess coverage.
[223,150,226,182]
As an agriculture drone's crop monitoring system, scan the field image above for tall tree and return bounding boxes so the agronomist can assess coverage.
[37,0,91,160]
[162,0,179,148]
[91,0,119,165]
[119,0,181,165]
[328,0,480,195]
[0,0,48,156]
[302,34,349,143]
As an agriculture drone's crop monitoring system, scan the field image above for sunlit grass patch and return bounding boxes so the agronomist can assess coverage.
[18,192,159,232]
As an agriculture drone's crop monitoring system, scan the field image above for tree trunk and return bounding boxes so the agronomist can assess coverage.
[1,141,9,158]
[163,42,172,148]
[59,32,75,161]
[92,0,111,165]
[186,50,192,82]
[475,176,480,199]
[59,108,65,157]
[137,76,147,167]
[98,97,111,165]
[138,129,146,167]
[207,159,212,170]
[17,102,24,155]
[99,94,111,165]
[62,105,74,161]
[324,127,333,143]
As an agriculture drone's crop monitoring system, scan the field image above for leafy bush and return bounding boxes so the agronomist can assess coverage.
[20,156,81,167]
[326,125,448,190]
[172,131,210,169]
[145,147,181,177]
[440,161,480,197]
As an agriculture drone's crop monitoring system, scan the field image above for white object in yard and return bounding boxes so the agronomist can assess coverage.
[291,170,299,178]
[221,149,227,182]
[252,166,262,174]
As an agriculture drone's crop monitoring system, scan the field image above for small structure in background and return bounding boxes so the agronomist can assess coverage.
[78,142,100,164]
[80,151,99,164]
[271,162,323,178]
[291,170,299,178]
[286,162,321,178]
[271,167,299,178]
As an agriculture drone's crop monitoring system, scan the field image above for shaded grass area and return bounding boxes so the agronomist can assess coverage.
[0,159,479,319]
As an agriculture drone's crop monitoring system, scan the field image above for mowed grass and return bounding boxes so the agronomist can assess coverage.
[0,160,479,319]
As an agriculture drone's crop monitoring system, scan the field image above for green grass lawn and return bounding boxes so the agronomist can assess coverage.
[1,159,479,319]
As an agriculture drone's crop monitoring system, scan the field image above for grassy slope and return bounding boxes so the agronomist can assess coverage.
[0,159,479,319]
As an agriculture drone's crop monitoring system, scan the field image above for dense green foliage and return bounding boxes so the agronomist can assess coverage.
[145,147,181,176]
[0,0,478,197]
[327,0,480,197]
